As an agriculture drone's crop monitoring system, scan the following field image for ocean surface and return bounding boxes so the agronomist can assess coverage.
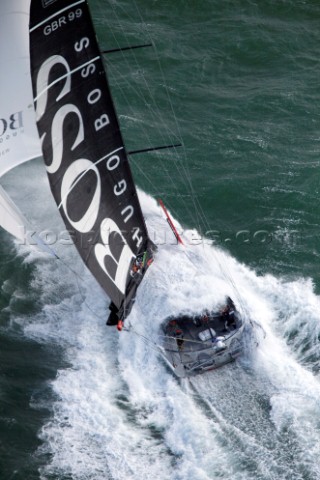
[1,0,320,479]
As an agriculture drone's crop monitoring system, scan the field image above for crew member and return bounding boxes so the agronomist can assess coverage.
[221,304,236,330]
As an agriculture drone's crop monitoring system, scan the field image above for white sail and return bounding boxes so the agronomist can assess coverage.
[0,0,41,178]
[0,184,30,243]
[0,184,57,257]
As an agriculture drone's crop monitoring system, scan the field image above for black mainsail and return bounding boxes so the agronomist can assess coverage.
[29,0,154,317]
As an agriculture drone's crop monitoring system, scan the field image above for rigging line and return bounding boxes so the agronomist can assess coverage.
[111,123,186,223]
[101,0,202,235]
[157,333,225,347]
[102,2,189,205]
[97,1,173,143]
[108,56,181,148]
[128,4,248,310]
[129,159,183,226]
[129,1,208,236]
[126,325,163,352]
[98,2,241,300]
[126,321,215,357]
[99,48,184,204]
[105,1,179,146]
[134,157,188,240]
[119,23,243,307]
[200,242,248,317]
[205,241,249,315]
[117,131,183,217]
[153,66,230,292]
[105,50,182,156]
[129,160,191,253]
[102,14,187,215]
[128,5,217,238]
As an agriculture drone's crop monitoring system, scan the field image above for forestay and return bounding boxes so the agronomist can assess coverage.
[29,0,153,310]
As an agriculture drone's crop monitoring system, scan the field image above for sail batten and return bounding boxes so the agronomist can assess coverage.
[29,0,153,311]
[56,147,125,211]
[33,56,100,103]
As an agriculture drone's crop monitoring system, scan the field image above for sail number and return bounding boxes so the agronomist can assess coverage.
[44,9,83,36]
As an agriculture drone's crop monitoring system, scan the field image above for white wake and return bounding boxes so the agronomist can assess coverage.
[3,161,320,480]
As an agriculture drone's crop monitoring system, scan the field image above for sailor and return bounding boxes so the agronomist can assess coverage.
[175,329,184,350]
[132,262,139,274]
[201,310,210,322]
[221,305,236,331]
[131,256,143,276]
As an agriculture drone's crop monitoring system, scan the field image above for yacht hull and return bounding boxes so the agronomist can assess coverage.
[161,300,244,378]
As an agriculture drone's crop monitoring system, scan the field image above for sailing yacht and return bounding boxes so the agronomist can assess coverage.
[0,0,245,378]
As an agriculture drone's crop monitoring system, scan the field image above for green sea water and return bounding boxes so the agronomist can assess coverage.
[1,0,320,479]
[93,0,320,282]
